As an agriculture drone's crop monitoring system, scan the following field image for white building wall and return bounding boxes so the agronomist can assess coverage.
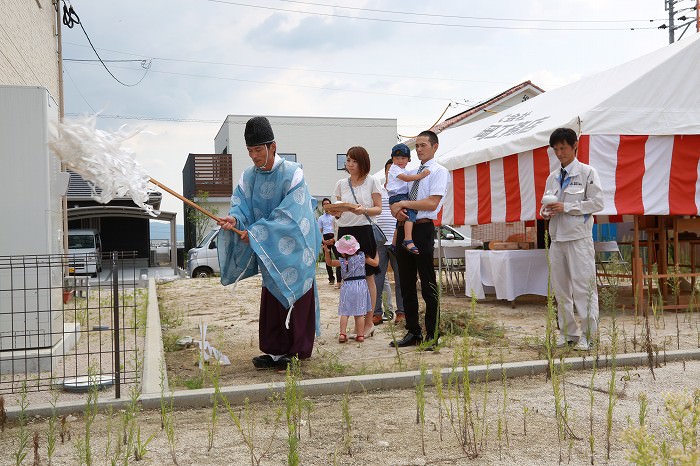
[215,115,397,199]
[0,0,59,99]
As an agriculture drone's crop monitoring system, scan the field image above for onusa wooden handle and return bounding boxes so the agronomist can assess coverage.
[148,177,244,236]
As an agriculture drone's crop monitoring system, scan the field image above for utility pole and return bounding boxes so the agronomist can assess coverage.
[667,0,676,43]
[663,0,698,43]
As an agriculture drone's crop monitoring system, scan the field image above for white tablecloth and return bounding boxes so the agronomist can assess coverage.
[464,249,549,301]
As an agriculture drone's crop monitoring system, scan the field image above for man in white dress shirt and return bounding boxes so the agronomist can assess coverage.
[389,130,449,348]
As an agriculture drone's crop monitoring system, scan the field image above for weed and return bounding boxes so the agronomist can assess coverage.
[499,355,510,448]
[440,334,479,458]
[162,334,181,353]
[0,396,5,432]
[164,394,177,464]
[341,393,352,456]
[60,415,71,444]
[14,382,29,466]
[77,367,100,465]
[623,389,700,464]
[306,349,348,377]
[159,303,184,328]
[416,364,427,455]
[588,350,598,465]
[638,393,648,426]
[159,361,178,464]
[132,426,156,461]
[47,386,59,465]
[441,309,505,344]
[118,386,142,465]
[104,406,114,460]
[605,304,619,461]
[208,363,221,451]
[222,395,283,466]
[479,360,491,450]
[183,373,205,390]
[388,321,403,370]
[433,367,444,441]
[285,357,303,465]
[32,431,39,466]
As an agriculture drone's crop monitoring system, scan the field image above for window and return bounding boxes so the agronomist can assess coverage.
[279,153,297,162]
[336,154,347,171]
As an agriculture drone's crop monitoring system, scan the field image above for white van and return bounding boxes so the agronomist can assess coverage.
[187,228,220,278]
[67,229,102,276]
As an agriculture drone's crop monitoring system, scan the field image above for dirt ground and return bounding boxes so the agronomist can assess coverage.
[156,267,700,389]
[1,360,699,465]
[2,268,700,464]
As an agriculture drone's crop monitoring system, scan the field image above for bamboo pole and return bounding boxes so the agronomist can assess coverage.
[148,177,244,236]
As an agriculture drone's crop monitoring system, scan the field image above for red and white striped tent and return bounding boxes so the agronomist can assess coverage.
[433,35,700,226]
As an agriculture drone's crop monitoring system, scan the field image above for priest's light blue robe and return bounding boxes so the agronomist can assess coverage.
[218,158,321,358]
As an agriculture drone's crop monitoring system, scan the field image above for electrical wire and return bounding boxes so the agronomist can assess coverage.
[276,0,666,24]
[64,60,460,102]
[63,113,402,127]
[62,41,511,85]
[61,1,152,87]
[63,65,96,113]
[397,102,454,140]
[206,0,659,31]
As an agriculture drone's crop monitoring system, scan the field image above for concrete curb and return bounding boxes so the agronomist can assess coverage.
[7,347,700,419]
[140,278,167,395]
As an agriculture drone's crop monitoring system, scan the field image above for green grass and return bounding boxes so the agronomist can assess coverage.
[441,309,506,344]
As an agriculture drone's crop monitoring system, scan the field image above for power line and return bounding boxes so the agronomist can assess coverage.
[63,113,414,128]
[206,0,659,30]
[62,41,511,85]
[65,113,221,123]
[64,60,470,102]
[64,58,150,63]
[277,0,666,24]
[60,1,152,87]
[63,65,96,113]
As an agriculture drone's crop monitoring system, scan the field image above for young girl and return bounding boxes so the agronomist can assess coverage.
[323,235,379,343]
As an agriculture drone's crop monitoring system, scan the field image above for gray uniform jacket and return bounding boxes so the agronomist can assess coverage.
[540,158,604,242]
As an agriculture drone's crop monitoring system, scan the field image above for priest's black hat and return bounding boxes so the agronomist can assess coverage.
[244,116,275,147]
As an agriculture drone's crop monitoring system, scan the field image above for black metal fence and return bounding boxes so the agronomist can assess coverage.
[0,252,146,397]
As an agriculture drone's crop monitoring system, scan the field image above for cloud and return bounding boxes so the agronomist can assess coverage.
[245,13,387,51]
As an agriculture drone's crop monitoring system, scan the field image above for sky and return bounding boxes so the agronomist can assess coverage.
[59,0,697,221]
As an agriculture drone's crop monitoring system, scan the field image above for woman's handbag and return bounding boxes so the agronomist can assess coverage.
[347,178,388,245]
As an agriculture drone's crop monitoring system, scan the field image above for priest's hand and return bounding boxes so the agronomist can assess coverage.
[218,216,237,230]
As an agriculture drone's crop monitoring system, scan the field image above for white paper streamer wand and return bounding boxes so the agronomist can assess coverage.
[50,117,244,235]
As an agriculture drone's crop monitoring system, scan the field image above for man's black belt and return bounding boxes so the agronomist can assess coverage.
[397,218,434,226]
[343,276,365,281]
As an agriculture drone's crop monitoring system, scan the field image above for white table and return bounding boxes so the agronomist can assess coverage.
[464,249,549,301]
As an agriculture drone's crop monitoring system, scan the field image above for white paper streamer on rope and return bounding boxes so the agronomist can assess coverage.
[49,116,158,216]
[197,321,231,368]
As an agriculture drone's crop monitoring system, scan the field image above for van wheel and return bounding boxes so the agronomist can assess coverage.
[192,267,212,278]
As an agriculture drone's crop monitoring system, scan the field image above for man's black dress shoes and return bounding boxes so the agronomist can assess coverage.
[389,332,423,348]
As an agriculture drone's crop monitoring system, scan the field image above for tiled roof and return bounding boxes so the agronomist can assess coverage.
[66,170,161,207]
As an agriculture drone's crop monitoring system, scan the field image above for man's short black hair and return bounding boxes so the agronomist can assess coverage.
[549,128,578,147]
[417,130,439,146]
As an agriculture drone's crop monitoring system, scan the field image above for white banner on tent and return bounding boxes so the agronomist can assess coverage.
[441,134,700,226]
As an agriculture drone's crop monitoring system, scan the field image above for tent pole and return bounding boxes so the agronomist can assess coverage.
[673,216,680,307]
[660,216,668,297]
[633,215,643,312]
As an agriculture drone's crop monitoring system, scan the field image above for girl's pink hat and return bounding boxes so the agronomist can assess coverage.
[335,235,360,255]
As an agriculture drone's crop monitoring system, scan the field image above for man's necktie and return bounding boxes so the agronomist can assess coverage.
[409,164,426,200]
[560,168,567,187]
